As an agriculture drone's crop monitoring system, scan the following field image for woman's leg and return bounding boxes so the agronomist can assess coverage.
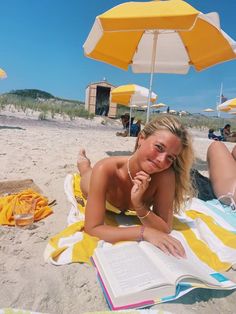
[207,142,236,201]
[232,145,236,161]
[77,149,92,198]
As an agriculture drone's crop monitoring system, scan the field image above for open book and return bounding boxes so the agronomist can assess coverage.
[92,232,236,310]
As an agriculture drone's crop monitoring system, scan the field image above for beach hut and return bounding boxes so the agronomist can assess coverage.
[85,80,117,117]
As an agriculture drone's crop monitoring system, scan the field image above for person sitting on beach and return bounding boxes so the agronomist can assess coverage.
[208,128,223,141]
[116,115,136,137]
[77,115,195,258]
[207,142,236,209]
[222,124,236,142]
[130,119,142,137]
[120,114,130,129]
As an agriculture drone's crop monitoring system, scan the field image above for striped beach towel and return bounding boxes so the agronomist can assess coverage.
[44,173,236,271]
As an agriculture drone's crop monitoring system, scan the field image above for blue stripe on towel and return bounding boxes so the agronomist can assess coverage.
[203,199,236,230]
[210,273,228,282]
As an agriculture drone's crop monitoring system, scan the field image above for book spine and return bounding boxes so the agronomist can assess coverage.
[93,259,154,310]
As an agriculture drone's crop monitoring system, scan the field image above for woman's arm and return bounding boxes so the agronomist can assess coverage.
[131,168,175,233]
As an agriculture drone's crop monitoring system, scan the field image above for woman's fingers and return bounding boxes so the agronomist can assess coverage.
[156,243,170,255]
[155,234,186,258]
[164,236,186,258]
[134,171,151,183]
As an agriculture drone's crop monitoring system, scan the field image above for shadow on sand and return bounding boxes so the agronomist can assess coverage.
[106,150,133,156]
[0,125,25,130]
[168,287,234,305]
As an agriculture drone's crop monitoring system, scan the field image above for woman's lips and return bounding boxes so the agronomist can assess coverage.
[147,159,159,171]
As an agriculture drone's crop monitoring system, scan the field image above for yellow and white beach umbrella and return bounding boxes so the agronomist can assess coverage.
[217,98,236,112]
[84,0,236,123]
[111,84,157,135]
[0,68,7,79]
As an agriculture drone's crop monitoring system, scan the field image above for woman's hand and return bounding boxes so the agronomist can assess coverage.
[131,171,151,209]
[143,227,186,258]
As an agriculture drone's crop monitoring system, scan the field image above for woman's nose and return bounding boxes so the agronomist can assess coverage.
[156,153,167,165]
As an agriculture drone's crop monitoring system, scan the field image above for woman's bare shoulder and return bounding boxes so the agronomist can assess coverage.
[93,156,127,173]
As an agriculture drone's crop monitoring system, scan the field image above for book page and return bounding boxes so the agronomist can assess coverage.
[94,242,170,297]
[140,232,223,287]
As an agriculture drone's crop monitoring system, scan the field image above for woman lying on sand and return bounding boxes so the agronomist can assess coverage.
[77,115,195,258]
[207,142,236,209]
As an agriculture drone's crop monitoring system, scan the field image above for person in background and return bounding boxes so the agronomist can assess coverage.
[130,119,142,137]
[116,115,135,137]
[120,114,130,130]
[222,124,236,142]
[77,115,195,258]
[208,128,223,141]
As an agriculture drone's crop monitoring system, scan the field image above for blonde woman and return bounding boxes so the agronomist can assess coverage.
[78,115,194,258]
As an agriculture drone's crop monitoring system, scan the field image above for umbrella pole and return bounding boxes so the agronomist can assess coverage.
[146,31,158,124]
[129,105,132,136]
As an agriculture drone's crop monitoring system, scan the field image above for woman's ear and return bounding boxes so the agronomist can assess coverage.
[137,133,145,147]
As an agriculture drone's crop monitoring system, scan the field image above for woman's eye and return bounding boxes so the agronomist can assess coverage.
[156,144,163,151]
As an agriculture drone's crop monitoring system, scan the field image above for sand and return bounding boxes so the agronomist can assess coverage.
[0,110,235,314]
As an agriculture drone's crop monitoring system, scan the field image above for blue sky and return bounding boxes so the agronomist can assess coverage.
[0,0,236,114]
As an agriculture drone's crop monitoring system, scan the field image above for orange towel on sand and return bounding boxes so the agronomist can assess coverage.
[0,189,53,226]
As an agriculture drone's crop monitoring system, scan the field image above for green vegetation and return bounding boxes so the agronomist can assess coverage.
[9,89,54,99]
[0,90,235,130]
[0,89,94,120]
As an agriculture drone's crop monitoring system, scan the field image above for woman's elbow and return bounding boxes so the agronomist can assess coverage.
[84,222,95,236]
[84,222,102,238]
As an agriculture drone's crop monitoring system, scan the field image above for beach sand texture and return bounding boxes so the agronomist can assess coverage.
[0,111,235,314]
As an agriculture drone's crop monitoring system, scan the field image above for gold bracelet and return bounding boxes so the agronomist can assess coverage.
[137,210,151,219]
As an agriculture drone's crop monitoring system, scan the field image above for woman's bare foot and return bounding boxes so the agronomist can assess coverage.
[77,149,91,175]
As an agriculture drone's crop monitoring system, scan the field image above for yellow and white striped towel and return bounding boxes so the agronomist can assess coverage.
[44,173,236,271]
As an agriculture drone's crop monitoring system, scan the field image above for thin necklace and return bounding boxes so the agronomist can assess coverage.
[127,155,134,182]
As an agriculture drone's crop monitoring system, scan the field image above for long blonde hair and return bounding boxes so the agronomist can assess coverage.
[135,115,195,213]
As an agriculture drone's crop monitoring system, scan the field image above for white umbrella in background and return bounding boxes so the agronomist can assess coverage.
[151,103,167,109]
[111,84,157,135]
[203,108,216,125]
[84,0,236,123]
[203,108,215,112]
[0,68,7,79]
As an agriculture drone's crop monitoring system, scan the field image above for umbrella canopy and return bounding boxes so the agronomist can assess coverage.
[111,84,157,106]
[111,84,157,135]
[217,98,236,112]
[151,103,167,109]
[84,0,236,122]
[0,68,7,79]
[203,108,215,112]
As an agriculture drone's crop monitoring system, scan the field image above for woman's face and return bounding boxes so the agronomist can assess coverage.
[137,130,182,174]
